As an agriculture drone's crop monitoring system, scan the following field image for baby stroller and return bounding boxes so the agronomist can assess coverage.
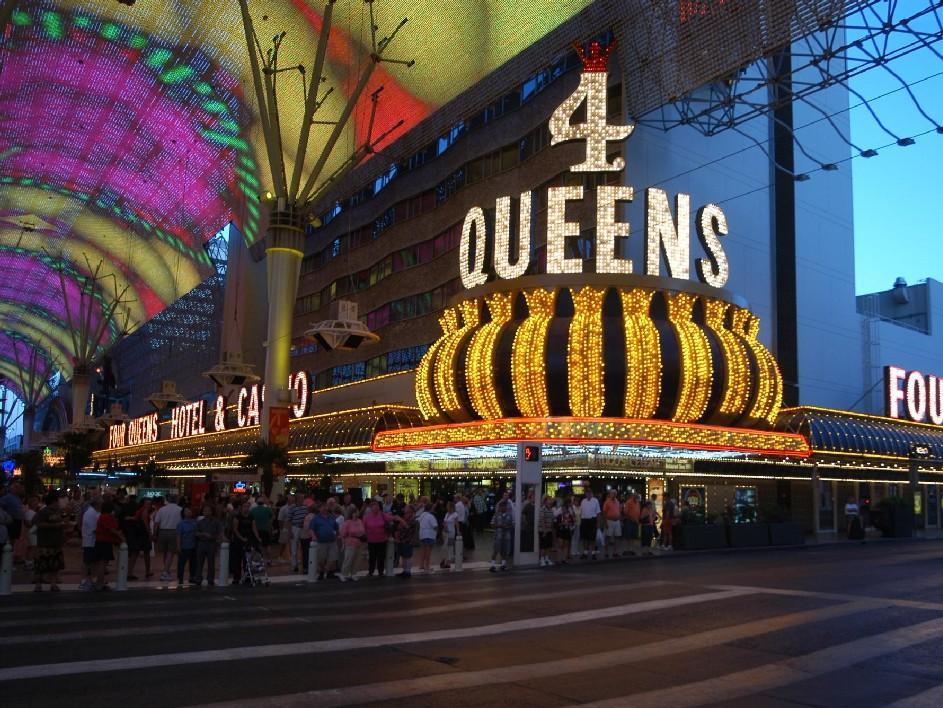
[242,547,271,587]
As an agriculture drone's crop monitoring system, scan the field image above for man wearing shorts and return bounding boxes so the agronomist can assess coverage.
[153,495,182,581]
[602,490,622,559]
[309,504,338,581]
[250,496,274,564]
[579,488,601,560]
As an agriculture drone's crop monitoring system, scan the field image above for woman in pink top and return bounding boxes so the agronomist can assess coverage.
[362,500,393,577]
[339,509,366,582]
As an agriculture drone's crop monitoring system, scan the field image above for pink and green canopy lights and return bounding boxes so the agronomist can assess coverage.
[0,3,257,395]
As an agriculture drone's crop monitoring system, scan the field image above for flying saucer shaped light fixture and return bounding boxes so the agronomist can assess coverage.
[146,380,187,411]
[97,402,129,429]
[202,351,260,389]
[305,300,379,352]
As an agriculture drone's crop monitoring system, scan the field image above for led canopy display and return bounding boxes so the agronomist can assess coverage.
[0,0,590,399]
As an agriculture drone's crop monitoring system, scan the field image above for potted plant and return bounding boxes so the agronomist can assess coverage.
[727,504,770,547]
[872,496,914,538]
[673,508,727,550]
[762,503,804,546]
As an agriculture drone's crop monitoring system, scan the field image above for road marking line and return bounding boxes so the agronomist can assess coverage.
[888,683,943,707]
[192,600,880,708]
[0,568,598,617]
[575,615,943,707]
[0,575,658,630]
[0,580,672,644]
[0,588,749,681]
[708,584,943,612]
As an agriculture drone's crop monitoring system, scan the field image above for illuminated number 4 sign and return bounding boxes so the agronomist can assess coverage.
[548,40,632,172]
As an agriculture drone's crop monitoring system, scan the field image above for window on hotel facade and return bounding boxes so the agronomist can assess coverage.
[435,167,466,205]
[374,163,398,194]
[437,121,466,156]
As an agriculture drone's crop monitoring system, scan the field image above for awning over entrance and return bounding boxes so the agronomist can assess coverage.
[777,406,943,467]
[92,405,424,471]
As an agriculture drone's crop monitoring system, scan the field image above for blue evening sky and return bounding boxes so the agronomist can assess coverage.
[850,47,943,295]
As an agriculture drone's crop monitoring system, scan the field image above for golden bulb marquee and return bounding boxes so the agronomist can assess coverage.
[419,40,784,439]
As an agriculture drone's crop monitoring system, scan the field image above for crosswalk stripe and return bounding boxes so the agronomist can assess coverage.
[0,574,655,630]
[0,568,593,617]
[576,615,943,707]
[708,584,943,612]
[1,580,670,644]
[888,683,943,707]
[193,599,882,707]
[0,588,749,681]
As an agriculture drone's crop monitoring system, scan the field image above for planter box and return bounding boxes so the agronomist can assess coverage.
[769,522,804,546]
[877,506,914,538]
[727,522,770,548]
[674,524,727,550]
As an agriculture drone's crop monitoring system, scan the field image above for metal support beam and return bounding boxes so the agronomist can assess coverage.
[769,47,800,407]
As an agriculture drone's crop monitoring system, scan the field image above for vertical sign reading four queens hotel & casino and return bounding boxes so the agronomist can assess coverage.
[459,40,731,290]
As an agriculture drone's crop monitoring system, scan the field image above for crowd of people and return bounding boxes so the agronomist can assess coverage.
[0,479,688,591]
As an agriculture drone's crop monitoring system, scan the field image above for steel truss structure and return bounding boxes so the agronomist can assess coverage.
[629,1,943,175]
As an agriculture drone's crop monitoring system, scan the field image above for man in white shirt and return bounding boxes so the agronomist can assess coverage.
[417,504,439,573]
[79,498,101,591]
[153,496,183,581]
[453,494,467,544]
[579,489,602,559]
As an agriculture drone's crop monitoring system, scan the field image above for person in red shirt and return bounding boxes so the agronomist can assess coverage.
[602,490,623,559]
[94,501,125,591]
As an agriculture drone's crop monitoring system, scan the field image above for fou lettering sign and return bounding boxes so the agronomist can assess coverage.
[459,40,729,291]
[886,365,943,425]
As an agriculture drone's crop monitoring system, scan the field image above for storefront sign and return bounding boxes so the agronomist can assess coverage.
[108,411,159,449]
[886,365,943,425]
[170,400,207,440]
[107,370,313,448]
[459,40,729,291]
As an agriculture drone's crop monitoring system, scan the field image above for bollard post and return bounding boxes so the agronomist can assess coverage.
[307,542,317,583]
[218,542,230,587]
[0,543,12,595]
[386,537,395,576]
[116,543,129,591]
[453,534,463,572]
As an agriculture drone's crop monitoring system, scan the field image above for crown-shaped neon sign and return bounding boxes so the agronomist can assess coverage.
[574,39,616,73]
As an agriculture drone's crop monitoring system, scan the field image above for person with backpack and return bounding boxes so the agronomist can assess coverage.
[554,496,576,564]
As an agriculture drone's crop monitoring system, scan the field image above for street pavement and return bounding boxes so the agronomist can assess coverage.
[3,540,943,707]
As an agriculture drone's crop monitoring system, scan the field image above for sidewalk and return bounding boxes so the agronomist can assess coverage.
[7,528,943,593]
[6,534,497,593]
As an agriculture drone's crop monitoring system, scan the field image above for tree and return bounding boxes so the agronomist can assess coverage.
[60,430,96,478]
[241,441,289,497]
[13,449,43,495]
